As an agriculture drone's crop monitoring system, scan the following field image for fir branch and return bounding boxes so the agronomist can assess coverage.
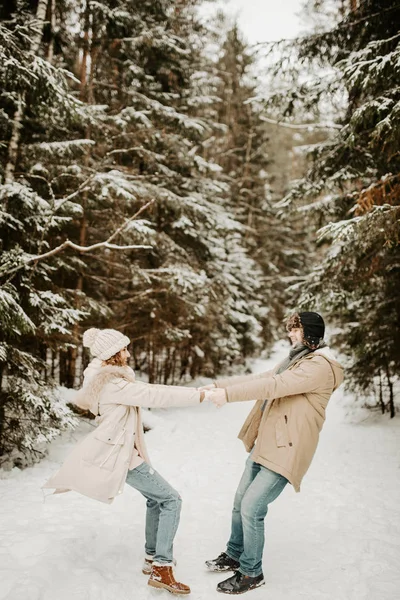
[0,200,154,280]
[53,146,151,210]
[259,115,341,130]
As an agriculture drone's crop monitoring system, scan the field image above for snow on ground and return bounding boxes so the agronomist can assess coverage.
[1,342,400,600]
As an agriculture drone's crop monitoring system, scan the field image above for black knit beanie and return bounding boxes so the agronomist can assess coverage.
[299,312,325,348]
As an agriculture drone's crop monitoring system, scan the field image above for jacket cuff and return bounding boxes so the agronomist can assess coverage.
[225,388,232,402]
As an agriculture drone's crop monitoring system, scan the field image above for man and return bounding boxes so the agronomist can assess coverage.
[204,312,344,594]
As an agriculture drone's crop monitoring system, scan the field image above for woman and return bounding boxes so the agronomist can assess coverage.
[44,327,205,595]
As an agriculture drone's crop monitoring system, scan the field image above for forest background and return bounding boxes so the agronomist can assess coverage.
[0,0,399,468]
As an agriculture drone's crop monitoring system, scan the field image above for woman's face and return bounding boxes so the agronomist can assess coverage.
[120,347,130,364]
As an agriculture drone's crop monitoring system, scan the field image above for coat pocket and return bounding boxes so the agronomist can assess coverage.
[84,428,125,472]
[275,416,293,448]
[95,429,125,445]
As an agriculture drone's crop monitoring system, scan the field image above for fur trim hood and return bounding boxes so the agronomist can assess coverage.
[312,347,343,391]
[75,363,136,416]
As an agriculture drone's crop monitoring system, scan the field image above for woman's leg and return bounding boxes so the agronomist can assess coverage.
[226,454,260,561]
[144,497,160,558]
[126,462,182,563]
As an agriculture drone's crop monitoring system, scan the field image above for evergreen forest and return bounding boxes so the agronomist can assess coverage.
[0,0,399,467]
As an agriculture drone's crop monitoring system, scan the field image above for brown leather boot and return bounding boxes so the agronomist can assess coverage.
[148,564,191,595]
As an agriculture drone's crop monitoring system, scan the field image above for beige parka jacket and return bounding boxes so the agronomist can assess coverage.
[216,347,343,492]
[44,360,201,504]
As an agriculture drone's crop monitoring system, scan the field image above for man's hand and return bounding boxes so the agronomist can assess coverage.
[208,388,227,408]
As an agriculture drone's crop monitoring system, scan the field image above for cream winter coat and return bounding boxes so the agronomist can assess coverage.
[44,360,201,504]
[216,348,344,492]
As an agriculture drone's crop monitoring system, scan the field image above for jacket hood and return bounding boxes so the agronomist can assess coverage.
[82,358,103,387]
[76,363,136,415]
[83,359,135,386]
[313,346,344,391]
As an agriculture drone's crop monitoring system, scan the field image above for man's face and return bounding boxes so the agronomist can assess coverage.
[288,327,303,346]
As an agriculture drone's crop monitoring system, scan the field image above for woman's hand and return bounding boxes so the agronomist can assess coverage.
[197,382,216,391]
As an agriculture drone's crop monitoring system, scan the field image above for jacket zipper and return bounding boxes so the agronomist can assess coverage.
[284,415,293,447]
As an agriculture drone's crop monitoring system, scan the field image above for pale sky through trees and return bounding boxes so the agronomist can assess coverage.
[200,0,305,44]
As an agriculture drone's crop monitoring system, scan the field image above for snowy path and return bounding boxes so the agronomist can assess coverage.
[1,344,400,600]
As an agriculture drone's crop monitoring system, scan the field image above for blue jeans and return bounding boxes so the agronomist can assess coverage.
[126,462,181,564]
[226,454,288,577]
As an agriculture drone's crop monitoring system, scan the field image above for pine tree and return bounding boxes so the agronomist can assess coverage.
[0,0,272,466]
[59,0,266,383]
[263,0,400,414]
[202,21,308,341]
[0,2,98,466]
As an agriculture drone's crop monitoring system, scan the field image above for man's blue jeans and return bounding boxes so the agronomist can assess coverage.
[126,462,181,564]
[226,453,288,577]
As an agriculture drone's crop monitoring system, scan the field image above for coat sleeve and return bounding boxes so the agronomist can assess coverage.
[215,369,274,389]
[224,357,333,403]
[106,379,201,409]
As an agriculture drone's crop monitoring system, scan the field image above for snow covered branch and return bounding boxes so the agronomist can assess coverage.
[1,200,154,279]
[260,115,342,130]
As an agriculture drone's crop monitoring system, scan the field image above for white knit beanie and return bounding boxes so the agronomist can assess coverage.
[82,328,130,360]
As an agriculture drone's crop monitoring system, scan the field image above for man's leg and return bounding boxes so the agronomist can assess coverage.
[216,465,287,594]
[238,464,288,577]
[226,454,260,561]
[126,462,182,563]
[206,454,259,573]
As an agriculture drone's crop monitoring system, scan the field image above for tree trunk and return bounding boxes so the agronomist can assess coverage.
[379,370,385,414]
[0,365,5,457]
[385,368,395,418]
[68,1,93,387]
[163,349,169,384]
[47,0,56,64]
[4,100,24,184]
[171,348,177,384]
[0,395,5,458]
[73,345,83,388]
[244,116,254,235]
[4,0,49,184]
[59,350,68,387]
[79,1,91,101]
[54,349,60,384]
[31,0,49,55]
[148,337,154,383]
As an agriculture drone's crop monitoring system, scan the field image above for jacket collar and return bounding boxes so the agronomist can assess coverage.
[75,365,136,415]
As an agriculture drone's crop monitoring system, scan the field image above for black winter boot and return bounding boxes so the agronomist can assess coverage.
[216,571,265,594]
[205,552,240,573]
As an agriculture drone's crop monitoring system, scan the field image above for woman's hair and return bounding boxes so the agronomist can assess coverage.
[102,348,128,367]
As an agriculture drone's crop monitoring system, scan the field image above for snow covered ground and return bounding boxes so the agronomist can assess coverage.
[1,343,399,600]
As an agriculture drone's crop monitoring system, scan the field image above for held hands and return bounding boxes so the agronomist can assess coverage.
[198,383,216,391]
[198,386,227,408]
